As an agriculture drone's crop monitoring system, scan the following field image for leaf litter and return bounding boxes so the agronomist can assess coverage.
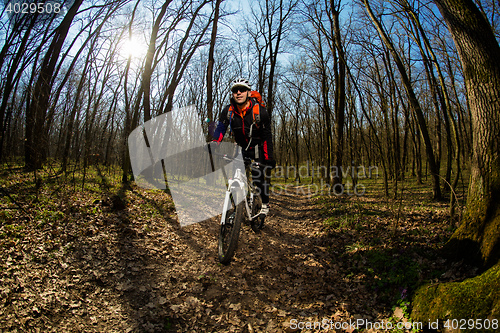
[0,174,477,332]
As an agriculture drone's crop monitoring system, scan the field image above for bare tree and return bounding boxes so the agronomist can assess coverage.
[248,0,297,117]
[25,0,84,170]
[206,0,223,130]
[142,0,173,122]
[0,15,38,161]
[363,0,442,200]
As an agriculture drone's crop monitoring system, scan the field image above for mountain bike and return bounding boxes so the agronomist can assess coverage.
[209,145,266,264]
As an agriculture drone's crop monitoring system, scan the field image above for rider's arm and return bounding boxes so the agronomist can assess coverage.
[212,105,230,143]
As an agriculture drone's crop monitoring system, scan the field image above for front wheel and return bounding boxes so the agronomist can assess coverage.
[250,193,265,232]
[218,190,244,264]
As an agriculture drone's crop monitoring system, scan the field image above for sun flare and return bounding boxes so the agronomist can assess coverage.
[120,37,148,59]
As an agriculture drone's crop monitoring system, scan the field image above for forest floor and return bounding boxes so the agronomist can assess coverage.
[0,165,479,332]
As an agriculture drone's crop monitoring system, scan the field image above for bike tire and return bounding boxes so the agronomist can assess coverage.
[250,193,265,232]
[218,190,244,264]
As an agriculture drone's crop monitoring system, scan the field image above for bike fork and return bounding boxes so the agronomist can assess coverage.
[245,192,253,220]
[221,189,232,225]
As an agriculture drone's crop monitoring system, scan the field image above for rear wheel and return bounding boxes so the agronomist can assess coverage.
[218,191,244,264]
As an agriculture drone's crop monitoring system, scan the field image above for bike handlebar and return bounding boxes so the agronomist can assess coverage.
[207,143,262,170]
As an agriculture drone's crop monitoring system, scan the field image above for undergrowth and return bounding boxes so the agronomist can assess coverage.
[313,174,466,330]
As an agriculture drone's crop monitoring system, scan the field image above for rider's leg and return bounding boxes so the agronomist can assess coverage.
[244,148,270,216]
[251,165,269,215]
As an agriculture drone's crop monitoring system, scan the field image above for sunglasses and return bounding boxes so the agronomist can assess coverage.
[231,87,249,94]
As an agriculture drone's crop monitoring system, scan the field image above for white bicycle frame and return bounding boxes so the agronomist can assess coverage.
[220,166,261,225]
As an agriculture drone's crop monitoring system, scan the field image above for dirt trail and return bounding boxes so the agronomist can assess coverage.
[1,185,389,333]
[158,185,352,333]
[110,185,381,333]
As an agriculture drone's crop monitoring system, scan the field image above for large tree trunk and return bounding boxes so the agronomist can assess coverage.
[412,0,500,322]
[436,0,500,268]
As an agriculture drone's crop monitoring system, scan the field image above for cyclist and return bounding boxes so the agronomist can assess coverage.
[212,78,275,216]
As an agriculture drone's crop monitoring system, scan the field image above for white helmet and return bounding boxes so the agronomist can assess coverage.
[230,78,251,92]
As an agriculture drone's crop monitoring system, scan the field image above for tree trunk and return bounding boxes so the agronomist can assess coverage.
[412,0,500,321]
[121,2,141,183]
[435,0,500,268]
[330,2,346,191]
[206,0,221,130]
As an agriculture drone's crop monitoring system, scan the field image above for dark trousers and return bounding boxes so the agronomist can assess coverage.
[243,147,270,204]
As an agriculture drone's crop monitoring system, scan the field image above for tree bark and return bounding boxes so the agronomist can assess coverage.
[433,0,500,267]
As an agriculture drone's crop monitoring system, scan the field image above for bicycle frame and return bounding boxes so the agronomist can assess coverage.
[221,168,244,225]
[212,143,266,264]
[221,167,260,225]
[207,142,262,225]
